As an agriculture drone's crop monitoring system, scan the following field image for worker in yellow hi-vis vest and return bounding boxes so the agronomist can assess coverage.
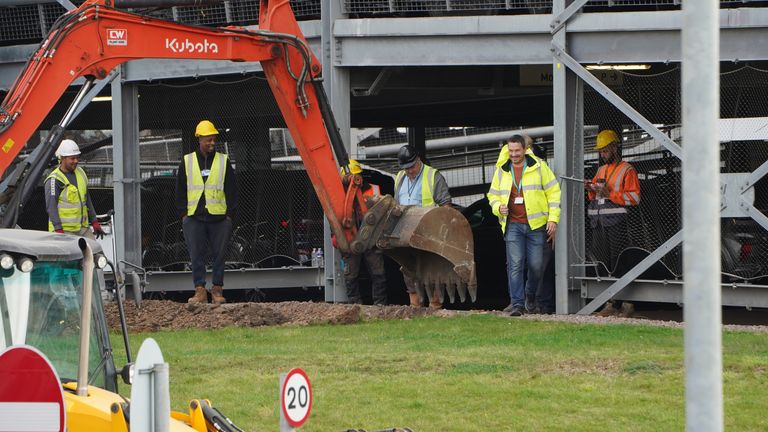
[175,120,239,305]
[45,139,105,240]
[394,144,452,309]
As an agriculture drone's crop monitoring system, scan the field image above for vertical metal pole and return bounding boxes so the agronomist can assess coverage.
[682,1,722,431]
[111,73,143,270]
[279,373,292,432]
[552,0,584,313]
[321,0,350,302]
[152,363,170,432]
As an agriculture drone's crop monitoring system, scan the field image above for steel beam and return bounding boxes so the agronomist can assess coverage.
[579,279,768,309]
[140,267,324,292]
[332,9,768,66]
[552,43,682,159]
[577,231,683,315]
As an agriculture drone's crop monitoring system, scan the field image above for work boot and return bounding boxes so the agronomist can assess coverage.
[619,302,635,318]
[408,292,421,308]
[595,301,617,317]
[429,287,443,309]
[211,285,226,305]
[188,286,208,304]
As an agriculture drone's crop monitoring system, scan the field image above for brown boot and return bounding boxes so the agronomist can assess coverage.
[595,301,617,317]
[188,286,208,304]
[429,287,443,309]
[211,285,226,304]
[619,302,635,318]
[408,292,421,308]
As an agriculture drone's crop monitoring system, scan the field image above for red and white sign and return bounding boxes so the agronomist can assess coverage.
[107,28,127,46]
[0,346,65,432]
[281,368,312,428]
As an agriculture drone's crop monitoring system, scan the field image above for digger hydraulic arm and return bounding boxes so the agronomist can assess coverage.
[0,0,362,249]
[0,0,477,302]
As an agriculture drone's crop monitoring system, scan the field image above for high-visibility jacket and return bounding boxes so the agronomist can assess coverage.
[395,164,438,207]
[487,149,561,233]
[46,167,89,232]
[184,151,228,216]
[362,183,381,198]
[587,160,640,227]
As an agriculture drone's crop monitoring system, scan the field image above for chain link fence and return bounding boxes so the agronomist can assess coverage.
[579,65,768,285]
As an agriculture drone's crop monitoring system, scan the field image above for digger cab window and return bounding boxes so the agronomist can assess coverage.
[0,259,113,389]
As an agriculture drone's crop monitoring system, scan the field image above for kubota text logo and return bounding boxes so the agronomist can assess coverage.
[107,29,127,46]
[165,38,219,54]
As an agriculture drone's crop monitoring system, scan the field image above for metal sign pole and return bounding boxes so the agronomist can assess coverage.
[682,1,723,431]
[279,373,292,432]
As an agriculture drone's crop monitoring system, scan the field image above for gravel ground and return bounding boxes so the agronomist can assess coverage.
[104,300,768,334]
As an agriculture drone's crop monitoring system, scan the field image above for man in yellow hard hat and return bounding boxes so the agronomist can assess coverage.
[338,159,387,305]
[586,129,641,317]
[175,120,239,304]
[45,139,105,240]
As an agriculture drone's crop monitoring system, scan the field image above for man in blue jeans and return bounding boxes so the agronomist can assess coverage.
[175,120,238,304]
[487,135,561,316]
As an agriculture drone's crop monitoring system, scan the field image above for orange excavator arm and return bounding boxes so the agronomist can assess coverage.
[0,0,477,303]
[0,0,359,251]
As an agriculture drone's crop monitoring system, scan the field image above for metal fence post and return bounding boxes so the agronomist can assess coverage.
[682,1,723,431]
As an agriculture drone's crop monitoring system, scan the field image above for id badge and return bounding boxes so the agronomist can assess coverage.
[201,169,211,177]
[514,197,524,205]
[598,198,605,205]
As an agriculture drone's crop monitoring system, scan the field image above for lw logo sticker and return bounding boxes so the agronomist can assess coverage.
[107,29,127,46]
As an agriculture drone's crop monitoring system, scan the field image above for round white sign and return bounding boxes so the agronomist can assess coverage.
[281,368,312,427]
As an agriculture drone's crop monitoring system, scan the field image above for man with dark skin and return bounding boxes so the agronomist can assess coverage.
[176,120,239,305]
[586,129,641,317]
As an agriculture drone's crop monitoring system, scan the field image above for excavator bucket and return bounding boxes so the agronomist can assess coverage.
[367,198,477,304]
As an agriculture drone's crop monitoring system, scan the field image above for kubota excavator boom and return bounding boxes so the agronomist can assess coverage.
[0,0,476,303]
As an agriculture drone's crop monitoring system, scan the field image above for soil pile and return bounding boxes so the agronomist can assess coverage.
[104,300,466,332]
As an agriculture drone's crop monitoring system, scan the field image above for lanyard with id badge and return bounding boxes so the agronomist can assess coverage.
[511,161,526,204]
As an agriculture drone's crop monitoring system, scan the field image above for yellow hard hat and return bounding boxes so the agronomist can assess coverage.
[347,159,362,174]
[340,159,363,175]
[195,120,219,137]
[595,129,620,150]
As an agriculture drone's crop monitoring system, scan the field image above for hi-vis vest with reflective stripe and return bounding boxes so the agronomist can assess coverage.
[487,151,561,233]
[394,164,437,207]
[46,167,89,232]
[587,161,640,228]
[184,152,228,216]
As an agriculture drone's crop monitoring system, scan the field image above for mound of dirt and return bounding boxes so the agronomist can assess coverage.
[104,300,467,332]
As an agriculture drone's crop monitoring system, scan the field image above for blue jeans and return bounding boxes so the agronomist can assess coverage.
[504,222,547,308]
[183,216,233,287]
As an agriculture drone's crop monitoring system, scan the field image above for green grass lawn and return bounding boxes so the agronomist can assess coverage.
[110,315,768,431]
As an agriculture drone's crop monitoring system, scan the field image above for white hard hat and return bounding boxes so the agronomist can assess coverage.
[56,139,81,158]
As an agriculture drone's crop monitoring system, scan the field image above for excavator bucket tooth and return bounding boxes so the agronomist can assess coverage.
[380,205,477,302]
[444,281,457,304]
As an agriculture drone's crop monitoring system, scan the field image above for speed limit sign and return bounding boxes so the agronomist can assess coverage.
[281,368,312,428]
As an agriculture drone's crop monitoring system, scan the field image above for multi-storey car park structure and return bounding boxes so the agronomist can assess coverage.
[1,0,768,313]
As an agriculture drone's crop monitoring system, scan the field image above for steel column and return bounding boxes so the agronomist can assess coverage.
[111,74,143,270]
[322,0,350,303]
[682,1,723,430]
[552,0,585,314]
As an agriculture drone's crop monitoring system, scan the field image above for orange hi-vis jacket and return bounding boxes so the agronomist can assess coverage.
[587,160,641,227]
